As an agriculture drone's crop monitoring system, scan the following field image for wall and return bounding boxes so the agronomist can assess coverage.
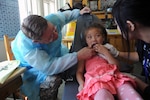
[0,41,6,61]
[0,0,20,61]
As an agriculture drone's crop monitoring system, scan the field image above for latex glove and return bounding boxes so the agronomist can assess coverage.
[104,43,119,57]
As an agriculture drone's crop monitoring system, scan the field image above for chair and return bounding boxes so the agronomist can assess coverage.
[3,35,15,60]
[62,14,134,100]
[3,35,28,100]
[62,13,101,100]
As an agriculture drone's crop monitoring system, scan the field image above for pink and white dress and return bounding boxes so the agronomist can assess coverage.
[77,55,135,100]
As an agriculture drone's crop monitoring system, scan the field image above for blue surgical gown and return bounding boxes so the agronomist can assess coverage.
[11,9,80,100]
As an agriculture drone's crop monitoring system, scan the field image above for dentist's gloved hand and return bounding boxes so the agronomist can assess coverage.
[104,43,119,57]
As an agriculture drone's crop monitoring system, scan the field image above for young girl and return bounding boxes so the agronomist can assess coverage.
[76,23,143,100]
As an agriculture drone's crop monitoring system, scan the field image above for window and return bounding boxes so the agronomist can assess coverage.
[43,0,56,16]
[18,0,68,37]
[18,0,67,23]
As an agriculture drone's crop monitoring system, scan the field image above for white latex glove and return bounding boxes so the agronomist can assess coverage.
[104,43,119,57]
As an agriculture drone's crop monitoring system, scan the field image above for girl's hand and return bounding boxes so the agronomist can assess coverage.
[93,44,109,55]
[78,84,84,92]
[93,43,120,66]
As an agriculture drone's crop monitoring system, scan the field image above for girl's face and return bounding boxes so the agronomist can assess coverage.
[85,28,104,48]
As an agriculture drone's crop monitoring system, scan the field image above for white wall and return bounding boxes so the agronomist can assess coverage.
[0,40,7,62]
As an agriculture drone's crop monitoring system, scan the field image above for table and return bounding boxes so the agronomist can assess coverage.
[0,67,26,100]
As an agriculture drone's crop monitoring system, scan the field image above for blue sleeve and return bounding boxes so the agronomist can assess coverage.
[24,49,78,75]
[59,9,80,23]
[45,9,80,29]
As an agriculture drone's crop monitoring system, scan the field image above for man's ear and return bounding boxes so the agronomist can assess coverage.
[126,20,135,31]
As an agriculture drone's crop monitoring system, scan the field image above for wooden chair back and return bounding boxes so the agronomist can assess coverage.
[3,35,14,60]
[3,35,28,100]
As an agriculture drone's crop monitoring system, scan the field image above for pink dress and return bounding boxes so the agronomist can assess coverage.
[77,55,135,100]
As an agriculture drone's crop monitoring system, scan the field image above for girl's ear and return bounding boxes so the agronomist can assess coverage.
[126,20,135,31]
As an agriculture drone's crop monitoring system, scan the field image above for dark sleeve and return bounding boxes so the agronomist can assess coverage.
[143,85,150,100]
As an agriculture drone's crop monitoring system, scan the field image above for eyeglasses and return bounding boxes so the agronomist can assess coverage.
[33,26,57,44]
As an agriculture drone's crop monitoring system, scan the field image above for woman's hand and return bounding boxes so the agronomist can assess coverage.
[80,7,91,15]
[104,43,119,57]
[122,72,148,92]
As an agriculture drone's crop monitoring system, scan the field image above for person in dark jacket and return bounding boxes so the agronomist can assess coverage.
[111,0,150,99]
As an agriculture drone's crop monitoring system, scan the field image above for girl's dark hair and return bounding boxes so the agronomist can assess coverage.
[84,22,108,44]
[112,0,150,51]
[21,15,48,40]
